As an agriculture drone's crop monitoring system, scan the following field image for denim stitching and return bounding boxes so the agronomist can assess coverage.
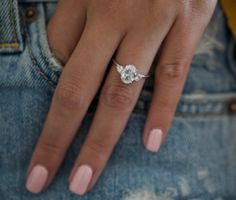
[10,0,19,44]
[227,37,236,82]
[0,0,20,48]
[36,3,63,76]
[25,3,60,87]
[36,3,60,80]
[19,7,56,88]
[0,43,19,48]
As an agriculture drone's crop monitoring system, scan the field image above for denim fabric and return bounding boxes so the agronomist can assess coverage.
[0,1,236,200]
[0,0,23,53]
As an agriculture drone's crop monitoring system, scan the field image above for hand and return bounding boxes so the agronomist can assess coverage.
[25,0,217,196]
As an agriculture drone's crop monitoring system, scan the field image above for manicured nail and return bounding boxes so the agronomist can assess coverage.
[69,165,93,196]
[26,165,48,193]
[146,128,163,152]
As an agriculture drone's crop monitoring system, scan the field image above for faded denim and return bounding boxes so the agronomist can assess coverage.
[0,0,236,199]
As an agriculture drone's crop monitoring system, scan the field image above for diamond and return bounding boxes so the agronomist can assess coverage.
[114,59,148,84]
[134,74,142,81]
[120,65,137,84]
[116,64,124,73]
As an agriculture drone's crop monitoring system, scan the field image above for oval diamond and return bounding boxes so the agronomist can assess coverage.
[120,65,137,84]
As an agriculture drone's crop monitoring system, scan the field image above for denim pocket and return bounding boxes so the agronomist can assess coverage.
[0,0,23,53]
[20,2,63,87]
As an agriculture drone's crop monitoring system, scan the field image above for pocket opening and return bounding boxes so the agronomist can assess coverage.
[36,3,63,73]
[21,2,63,87]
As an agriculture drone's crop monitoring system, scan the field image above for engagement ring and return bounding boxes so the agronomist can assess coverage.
[113,59,150,84]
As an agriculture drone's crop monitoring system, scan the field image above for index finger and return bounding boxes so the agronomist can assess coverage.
[25,22,123,193]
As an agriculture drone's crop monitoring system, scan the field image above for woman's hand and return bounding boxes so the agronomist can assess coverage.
[25,0,217,196]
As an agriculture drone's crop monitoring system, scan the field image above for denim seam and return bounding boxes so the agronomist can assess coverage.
[228,37,236,82]
[120,108,236,116]
[23,3,59,87]
[127,93,236,115]
[0,43,20,48]
[20,7,56,88]
[0,0,20,48]
[10,0,19,45]
[85,110,236,117]
[139,91,236,103]
[36,3,58,84]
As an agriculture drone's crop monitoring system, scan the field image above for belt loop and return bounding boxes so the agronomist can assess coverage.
[0,0,23,53]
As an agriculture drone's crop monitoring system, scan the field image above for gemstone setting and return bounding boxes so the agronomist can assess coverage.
[116,64,142,84]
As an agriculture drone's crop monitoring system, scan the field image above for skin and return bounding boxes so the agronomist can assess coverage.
[26,0,217,195]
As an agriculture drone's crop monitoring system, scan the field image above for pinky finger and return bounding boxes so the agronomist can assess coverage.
[143,11,215,152]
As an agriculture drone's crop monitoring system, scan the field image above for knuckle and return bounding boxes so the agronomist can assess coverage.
[157,61,188,85]
[150,1,178,24]
[157,96,177,114]
[92,0,139,30]
[55,82,84,110]
[103,0,136,14]
[100,84,135,110]
[85,138,110,162]
[178,0,216,20]
[37,141,64,158]
[189,0,217,13]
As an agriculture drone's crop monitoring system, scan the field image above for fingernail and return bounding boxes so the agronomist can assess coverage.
[69,164,93,196]
[26,165,48,193]
[146,128,163,152]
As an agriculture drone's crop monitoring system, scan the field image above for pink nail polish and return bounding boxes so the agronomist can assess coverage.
[69,165,93,196]
[26,165,48,193]
[146,129,163,152]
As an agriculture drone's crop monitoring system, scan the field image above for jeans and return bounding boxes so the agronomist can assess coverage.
[0,0,236,199]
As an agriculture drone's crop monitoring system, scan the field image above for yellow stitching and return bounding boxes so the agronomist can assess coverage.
[0,43,20,48]
[0,1,20,49]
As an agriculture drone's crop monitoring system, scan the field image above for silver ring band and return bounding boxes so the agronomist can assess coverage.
[112,59,150,84]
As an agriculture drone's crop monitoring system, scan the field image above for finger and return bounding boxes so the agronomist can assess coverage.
[68,20,173,195]
[25,21,124,194]
[143,7,216,152]
[47,0,87,64]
